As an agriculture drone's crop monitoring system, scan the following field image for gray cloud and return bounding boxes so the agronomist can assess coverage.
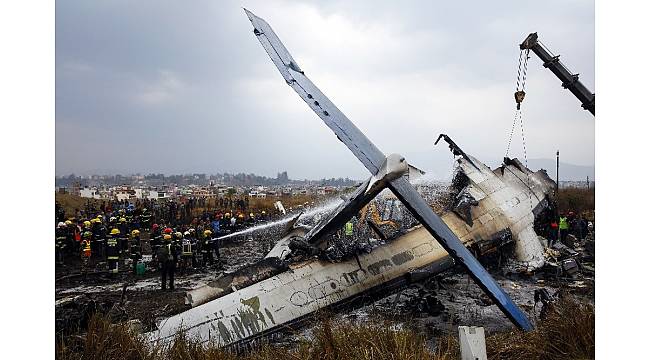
[56,0,594,180]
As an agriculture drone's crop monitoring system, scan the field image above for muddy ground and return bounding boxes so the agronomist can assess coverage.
[56,223,594,347]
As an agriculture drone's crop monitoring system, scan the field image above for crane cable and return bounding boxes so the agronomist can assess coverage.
[506,48,530,161]
[506,48,534,211]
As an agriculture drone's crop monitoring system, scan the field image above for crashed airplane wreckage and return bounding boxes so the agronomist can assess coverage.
[146,10,556,347]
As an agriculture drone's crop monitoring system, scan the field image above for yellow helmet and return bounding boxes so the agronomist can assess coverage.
[131,229,140,237]
[64,220,73,226]
[110,228,120,235]
[83,221,91,228]
[119,217,127,223]
[163,234,172,241]
[204,230,212,236]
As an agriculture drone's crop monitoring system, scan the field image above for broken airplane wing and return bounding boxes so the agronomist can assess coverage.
[244,9,532,331]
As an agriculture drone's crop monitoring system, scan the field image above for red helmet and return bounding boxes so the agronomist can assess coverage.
[164,227,173,234]
[152,223,159,229]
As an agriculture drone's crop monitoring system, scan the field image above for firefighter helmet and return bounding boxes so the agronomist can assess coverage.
[110,228,120,235]
[163,234,172,241]
[204,230,212,236]
[131,229,140,237]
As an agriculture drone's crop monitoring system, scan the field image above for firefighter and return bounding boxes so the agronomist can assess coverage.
[157,234,176,290]
[139,208,151,229]
[80,231,92,272]
[56,222,67,265]
[118,217,129,251]
[202,230,213,266]
[180,231,194,272]
[92,218,107,259]
[130,229,142,273]
[106,228,120,276]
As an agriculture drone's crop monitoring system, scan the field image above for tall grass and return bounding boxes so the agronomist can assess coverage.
[56,296,594,360]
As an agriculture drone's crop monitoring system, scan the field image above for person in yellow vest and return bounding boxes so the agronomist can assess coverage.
[559,213,570,246]
[344,221,354,238]
[106,228,120,276]
[80,231,92,272]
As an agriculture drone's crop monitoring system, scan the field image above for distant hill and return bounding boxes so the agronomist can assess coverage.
[526,158,594,181]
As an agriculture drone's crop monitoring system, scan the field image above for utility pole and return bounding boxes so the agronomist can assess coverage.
[556,150,561,242]
[556,150,560,193]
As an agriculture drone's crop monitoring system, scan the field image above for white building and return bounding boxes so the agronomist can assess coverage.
[79,187,101,199]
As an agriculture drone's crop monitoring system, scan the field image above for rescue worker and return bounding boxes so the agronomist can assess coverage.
[106,228,121,276]
[211,229,221,265]
[157,234,176,290]
[56,222,67,265]
[140,208,152,229]
[180,231,194,272]
[118,217,130,251]
[211,217,221,237]
[80,231,92,272]
[130,230,142,274]
[223,212,231,231]
[92,218,107,259]
[559,213,570,246]
[202,230,213,266]
[344,221,354,239]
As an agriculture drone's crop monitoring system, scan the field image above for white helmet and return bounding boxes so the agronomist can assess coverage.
[57,222,66,228]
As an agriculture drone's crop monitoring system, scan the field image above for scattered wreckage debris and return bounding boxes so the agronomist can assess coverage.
[143,10,567,347]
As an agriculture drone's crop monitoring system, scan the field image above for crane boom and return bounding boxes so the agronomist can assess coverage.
[520,32,595,115]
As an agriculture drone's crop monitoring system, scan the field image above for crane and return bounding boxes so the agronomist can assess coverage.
[519,32,594,115]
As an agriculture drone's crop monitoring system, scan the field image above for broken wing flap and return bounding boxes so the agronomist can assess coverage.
[388,176,533,331]
[435,134,480,171]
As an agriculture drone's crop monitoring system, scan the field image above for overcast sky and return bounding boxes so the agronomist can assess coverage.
[56,0,594,180]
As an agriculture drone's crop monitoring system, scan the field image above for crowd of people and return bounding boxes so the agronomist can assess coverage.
[55,197,274,290]
[545,210,593,247]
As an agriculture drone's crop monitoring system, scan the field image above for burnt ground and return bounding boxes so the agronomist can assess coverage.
[56,229,595,346]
